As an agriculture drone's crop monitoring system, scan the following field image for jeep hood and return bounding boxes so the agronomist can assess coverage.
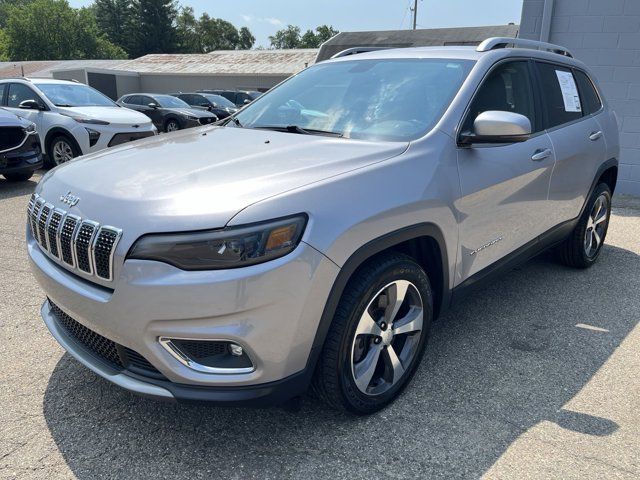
[37,126,406,237]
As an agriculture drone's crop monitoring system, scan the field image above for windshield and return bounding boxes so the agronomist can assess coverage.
[155,95,191,108]
[37,83,116,107]
[232,58,474,141]
[203,94,236,109]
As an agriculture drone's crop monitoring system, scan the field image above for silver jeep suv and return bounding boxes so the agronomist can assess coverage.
[28,38,619,414]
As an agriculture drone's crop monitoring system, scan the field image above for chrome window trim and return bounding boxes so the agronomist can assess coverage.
[158,337,255,375]
[92,226,123,281]
[31,197,45,244]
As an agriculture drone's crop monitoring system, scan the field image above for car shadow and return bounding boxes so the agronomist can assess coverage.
[42,244,639,479]
[0,176,39,200]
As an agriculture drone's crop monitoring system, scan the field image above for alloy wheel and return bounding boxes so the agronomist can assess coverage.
[166,121,179,132]
[584,193,609,258]
[350,280,424,396]
[52,139,74,165]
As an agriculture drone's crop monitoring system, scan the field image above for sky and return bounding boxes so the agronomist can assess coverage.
[69,0,524,48]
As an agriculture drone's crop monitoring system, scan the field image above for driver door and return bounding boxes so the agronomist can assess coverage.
[4,83,45,134]
[455,60,557,281]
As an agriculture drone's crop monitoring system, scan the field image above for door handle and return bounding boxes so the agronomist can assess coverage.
[589,131,603,141]
[531,148,552,161]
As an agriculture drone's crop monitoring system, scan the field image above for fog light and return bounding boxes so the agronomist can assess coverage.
[229,343,243,356]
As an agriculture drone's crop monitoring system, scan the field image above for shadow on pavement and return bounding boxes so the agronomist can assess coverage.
[0,177,39,201]
[42,244,640,479]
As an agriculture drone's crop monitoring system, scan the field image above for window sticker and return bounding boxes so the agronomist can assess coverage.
[555,70,581,112]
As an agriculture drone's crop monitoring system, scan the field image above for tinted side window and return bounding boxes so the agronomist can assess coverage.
[123,95,138,105]
[463,61,537,133]
[7,83,38,108]
[0,84,6,105]
[574,70,602,115]
[220,92,235,103]
[140,96,154,106]
[535,62,583,128]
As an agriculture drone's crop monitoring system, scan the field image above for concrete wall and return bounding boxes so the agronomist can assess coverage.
[520,0,640,196]
[52,69,86,83]
[115,74,141,99]
[137,74,288,94]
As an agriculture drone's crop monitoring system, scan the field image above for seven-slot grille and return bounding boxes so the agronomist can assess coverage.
[28,193,122,282]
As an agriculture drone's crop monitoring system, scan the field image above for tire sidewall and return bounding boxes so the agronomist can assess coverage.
[48,135,78,167]
[165,119,180,132]
[337,259,433,413]
[577,183,612,265]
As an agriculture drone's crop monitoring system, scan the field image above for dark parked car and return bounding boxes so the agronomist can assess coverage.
[171,92,238,119]
[0,108,42,182]
[116,94,218,132]
[196,90,262,108]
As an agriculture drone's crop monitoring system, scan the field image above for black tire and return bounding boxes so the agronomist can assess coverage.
[312,252,433,414]
[557,182,612,268]
[164,119,180,133]
[47,134,79,167]
[3,172,34,182]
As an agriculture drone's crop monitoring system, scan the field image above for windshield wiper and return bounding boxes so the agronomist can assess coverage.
[55,104,73,107]
[226,116,242,127]
[253,125,343,137]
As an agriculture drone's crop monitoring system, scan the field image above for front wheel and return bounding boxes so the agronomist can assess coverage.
[48,135,79,167]
[557,182,612,268]
[312,253,433,414]
[165,119,180,133]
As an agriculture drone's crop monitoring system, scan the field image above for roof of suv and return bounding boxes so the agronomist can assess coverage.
[0,77,79,85]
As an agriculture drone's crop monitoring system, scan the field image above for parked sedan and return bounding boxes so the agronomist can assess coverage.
[196,89,262,108]
[117,94,218,132]
[0,108,42,182]
[171,92,238,119]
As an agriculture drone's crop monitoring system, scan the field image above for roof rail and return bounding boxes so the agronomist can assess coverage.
[330,47,392,60]
[476,37,573,58]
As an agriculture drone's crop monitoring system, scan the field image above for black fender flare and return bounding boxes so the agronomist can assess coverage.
[303,223,450,377]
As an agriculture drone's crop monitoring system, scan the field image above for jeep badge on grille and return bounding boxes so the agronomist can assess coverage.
[60,191,80,207]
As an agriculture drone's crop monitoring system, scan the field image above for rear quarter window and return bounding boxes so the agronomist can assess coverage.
[574,70,602,115]
[535,62,583,128]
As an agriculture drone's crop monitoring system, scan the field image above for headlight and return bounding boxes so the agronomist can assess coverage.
[85,128,100,147]
[128,215,307,270]
[61,113,109,125]
[186,115,199,121]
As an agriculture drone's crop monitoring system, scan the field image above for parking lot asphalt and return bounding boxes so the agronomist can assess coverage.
[1,173,639,480]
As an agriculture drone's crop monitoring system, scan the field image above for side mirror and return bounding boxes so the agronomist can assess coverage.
[459,111,531,146]
[211,103,218,108]
[19,99,43,110]
[148,102,159,109]
[243,99,251,105]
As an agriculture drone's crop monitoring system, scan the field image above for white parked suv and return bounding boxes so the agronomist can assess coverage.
[0,78,157,166]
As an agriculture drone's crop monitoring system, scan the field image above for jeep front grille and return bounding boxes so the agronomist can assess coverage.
[28,193,122,282]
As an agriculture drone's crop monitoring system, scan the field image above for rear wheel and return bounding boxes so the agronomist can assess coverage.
[3,172,34,182]
[558,183,612,268]
[312,253,433,414]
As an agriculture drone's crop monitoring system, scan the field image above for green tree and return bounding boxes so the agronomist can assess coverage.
[269,25,301,49]
[270,24,338,49]
[129,0,178,57]
[175,5,200,52]
[238,26,255,50]
[0,29,9,60]
[4,0,126,60]
[0,0,33,28]
[197,14,239,52]
[94,0,134,55]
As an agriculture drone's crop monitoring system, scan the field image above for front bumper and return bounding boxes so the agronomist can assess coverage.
[0,134,42,174]
[29,237,339,403]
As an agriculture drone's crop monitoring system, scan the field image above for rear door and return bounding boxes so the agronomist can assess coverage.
[456,60,557,280]
[536,62,606,222]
